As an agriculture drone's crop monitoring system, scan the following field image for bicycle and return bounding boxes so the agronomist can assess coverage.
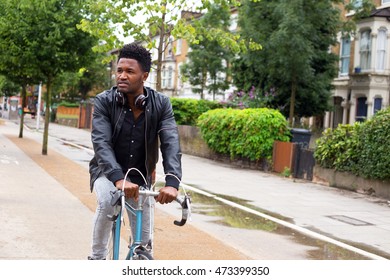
[106,169,191,260]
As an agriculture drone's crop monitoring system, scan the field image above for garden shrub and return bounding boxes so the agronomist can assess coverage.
[314,107,390,180]
[197,108,291,160]
[170,98,222,126]
[357,108,390,180]
[314,124,361,172]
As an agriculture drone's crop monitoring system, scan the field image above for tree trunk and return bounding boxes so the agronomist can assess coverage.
[42,79,52,155]
[289,81,296,127]
[156,12,166,93]
[18,84,27,138]
[200,69,207,100]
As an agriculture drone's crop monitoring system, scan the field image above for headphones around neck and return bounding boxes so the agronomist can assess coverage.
[115,90,147,110]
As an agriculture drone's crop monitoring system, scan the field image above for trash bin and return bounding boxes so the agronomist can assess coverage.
[290,128,311,149]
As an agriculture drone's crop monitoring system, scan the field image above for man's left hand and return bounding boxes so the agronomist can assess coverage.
[156,186,178,204]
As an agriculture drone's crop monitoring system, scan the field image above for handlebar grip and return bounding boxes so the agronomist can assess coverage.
[174,196,190,227]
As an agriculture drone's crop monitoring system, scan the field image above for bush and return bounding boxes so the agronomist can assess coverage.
[197,108,290,160]
[170,98,222,126]
[314,124,361,172]
[314,107,390,180]
[57,101,79,108]
[357,108,390,180]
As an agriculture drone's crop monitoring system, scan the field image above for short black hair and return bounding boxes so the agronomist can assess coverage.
[117,43,152,72]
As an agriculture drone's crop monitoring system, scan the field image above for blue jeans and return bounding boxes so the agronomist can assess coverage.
[90,175,154,259]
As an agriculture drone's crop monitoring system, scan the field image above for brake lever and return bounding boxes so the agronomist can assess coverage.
[107,190,123,221]
[174,195,191,226]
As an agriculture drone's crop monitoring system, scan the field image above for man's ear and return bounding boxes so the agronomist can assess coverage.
[143,72,149,82]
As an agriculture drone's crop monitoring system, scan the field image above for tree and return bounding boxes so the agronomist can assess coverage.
[234,0,341,125]
[0,0,44,138]
[180,4,232,100]
[0,76,21,98]
[79,0,258,92]
[53,54,108,103]
[0,0,99,154]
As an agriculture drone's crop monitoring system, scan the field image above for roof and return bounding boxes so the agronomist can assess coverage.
[370,7,390,18]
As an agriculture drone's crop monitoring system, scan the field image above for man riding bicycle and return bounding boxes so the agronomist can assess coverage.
[88,43,182,260]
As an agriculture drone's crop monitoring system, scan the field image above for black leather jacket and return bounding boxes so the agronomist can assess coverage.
[89,86,182,191]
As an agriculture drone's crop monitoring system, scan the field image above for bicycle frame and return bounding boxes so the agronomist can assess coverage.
[109,188,190,260]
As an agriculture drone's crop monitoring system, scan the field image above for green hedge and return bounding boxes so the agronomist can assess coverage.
[197,108,291,160]
[357,108,390,180]
[57,101,79,108]
[314,124,361,172]
[171,98,222,126]
[314,107,390,180]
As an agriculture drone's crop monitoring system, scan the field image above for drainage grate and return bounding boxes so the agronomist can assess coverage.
[327,215,373,226]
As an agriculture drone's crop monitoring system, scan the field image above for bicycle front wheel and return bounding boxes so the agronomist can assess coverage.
[132,249,154,260]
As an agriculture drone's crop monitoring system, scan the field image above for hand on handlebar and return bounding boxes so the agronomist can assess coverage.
[156,186,178,204]
[115,179,139,201]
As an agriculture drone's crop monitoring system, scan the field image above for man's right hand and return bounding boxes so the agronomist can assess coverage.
[115,179,139,201]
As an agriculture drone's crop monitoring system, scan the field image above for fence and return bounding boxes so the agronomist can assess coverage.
[56,101,93,129]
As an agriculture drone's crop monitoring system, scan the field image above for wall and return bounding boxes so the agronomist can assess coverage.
[178,125,269,171]
[313,166,390,200]
[180,124,390,200]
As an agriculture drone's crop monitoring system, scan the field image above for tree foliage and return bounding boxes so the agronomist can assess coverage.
[79,0,260,92]
[180,4,233,100]
[233,0,342,124]
[0,0,99,154]
[0,76,20,97]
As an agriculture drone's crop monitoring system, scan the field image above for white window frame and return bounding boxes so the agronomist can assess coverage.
[360,30,372,70]
[162,66,166,88]
[376,28,387,71]
[340,36,351,75]
[167,66,173,88]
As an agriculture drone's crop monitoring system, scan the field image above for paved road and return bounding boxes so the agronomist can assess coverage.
[1,116,390,260]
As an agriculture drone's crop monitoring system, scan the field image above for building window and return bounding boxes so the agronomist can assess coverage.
[353,0,363,8]
[376,29,387,71]
[175,39,182,55]
[167,37,173,58]
[360,30,371,70]
[340,36,351,75]
[356,97,368,122]
[167,66,173,88]
[230,14,238,32]
[374,98,382,114]
[383,0,390,5]
[162,66,166,88]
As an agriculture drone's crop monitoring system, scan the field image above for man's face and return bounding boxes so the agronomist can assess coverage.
[116,58,148,95]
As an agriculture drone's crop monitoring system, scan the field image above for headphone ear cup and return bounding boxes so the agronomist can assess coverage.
[134,94,147,110]
[115,91,125,106]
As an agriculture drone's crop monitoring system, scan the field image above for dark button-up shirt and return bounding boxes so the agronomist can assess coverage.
[114,107,147,186]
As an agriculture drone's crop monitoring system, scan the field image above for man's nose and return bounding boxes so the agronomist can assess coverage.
[117,72,126,79]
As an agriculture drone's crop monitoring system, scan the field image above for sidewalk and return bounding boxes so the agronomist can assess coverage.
[4,116,390,259]
[0,118,93,259]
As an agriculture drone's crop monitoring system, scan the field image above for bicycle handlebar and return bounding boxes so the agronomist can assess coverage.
[139,189,191,227]
[174,196,190,226]
[110,189,191,227]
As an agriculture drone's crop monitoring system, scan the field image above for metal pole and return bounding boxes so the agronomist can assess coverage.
[36,82,42,130]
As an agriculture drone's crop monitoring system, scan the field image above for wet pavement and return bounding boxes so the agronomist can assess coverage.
[1,116,390,260]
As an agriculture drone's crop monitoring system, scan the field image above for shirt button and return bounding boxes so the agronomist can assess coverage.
[130,155,133,158]
[131,140,134,143]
